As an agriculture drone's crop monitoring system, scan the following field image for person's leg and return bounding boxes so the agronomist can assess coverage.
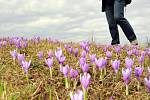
[105,5,120,45]
[114,0,137,44]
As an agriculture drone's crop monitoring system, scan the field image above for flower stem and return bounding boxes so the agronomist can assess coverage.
[49,68,52,79]
[83,88,87,100]
[99,69,103,81]
[65,77,69,89]
[126,84,129,96]
[49,88,52,100]
[137,81,140,91]
[26,74,29,85]
[104,68,106,76]
[93,63,96,80]
[73,79,77,89]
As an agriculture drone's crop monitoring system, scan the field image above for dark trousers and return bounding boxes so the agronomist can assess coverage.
[105,0,137,45]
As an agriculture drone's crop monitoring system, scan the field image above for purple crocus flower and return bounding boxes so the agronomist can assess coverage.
[111,59,120,74]
[38,51,43,60]
[22,41,28,48]
[125,57,134,68]
[79,57,86,66]
[115,46,121,54]
[106,51,112,59]
[141,51,146,57]
[103,46,107,52]
[55,48,62,59]
[62,65,69,77]
[147,67,150,76]
[70,90,83,100]
[144,77,150,92]
[81,50,86,58]
[58,55,66,65]
[127,50,133,56]
[95,57,107,70]
[47,50,53,58]
[80,41,89,50]
[9,39,13,46]
[15,39,22,49]
[85,46,89,53]
[0,41,2,48]
[64,44,68,49]
[80,73,91,90]
[3,41,7,47]
[81,63,89,73]
[45,58,53,69]
[89,54,96,63]
[122,68,132,85]
[70,68,78,79]
[134,66,144,81]
[10,50,17,60]
[67,47,73,53]
[21,60,31,75]
[132,49,140,56]
[74,48,78,57]
[138,56,145,65]
[17,53,25,63]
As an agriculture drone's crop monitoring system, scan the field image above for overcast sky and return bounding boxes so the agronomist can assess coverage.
[0,0,150,44]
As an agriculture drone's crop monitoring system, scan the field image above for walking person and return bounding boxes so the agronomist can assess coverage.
[101,0,138,45]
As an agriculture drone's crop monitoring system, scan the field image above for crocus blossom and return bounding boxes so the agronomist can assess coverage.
[127,50,133,56]
[70,68,78,79]
[17,53,25,63]
[79,57,86,66]
[62,65,69,77]
[21,60,31,75]
[70,90,83,100]
[47,50,53,58]
[89,54,96,63]
[115,46,121,54]
[10,50,17,60]
[81,50,86,58]
[106,51,112,59]
[67,47,73,53]
[111,59,120,74]
[74,48,78,57]
[55,48,62,59]
[80,41,89,50]
[85,46,89,53]
[81,63,89,73]
[95,57,107,70]
[138,56,145,65]
[58,55,66,65]
[125,57,134,68]
[144,77,150,92]
[122,68,132,85]
[45,58,53,69]
[38,51,43,60]
[148,67,150,76]
[80,73,91,90]
[134,66,144,81]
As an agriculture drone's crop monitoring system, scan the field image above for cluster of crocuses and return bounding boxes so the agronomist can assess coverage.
[10,50,31,76]
[0,37,28,49]
[8,38,150,99]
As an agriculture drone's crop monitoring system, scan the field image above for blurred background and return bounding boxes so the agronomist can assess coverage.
[0,0,150,46]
